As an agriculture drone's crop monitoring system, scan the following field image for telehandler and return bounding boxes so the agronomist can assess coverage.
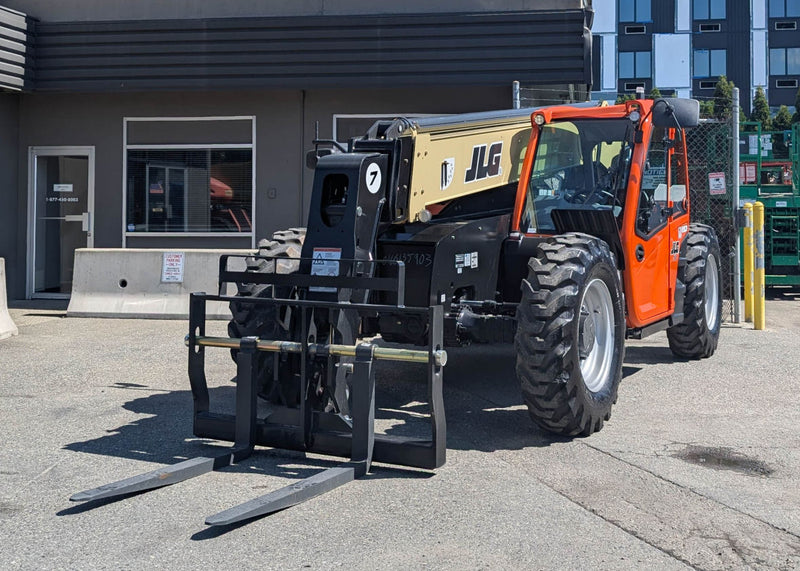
[71,98,721,525]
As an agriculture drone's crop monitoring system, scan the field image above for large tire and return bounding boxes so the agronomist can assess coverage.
[228,228,305,404]
[667,224,722,359]
[514,233,625,437]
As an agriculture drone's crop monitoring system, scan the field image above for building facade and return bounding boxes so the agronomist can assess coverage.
[0,1,594,300]
[591,0,800,113]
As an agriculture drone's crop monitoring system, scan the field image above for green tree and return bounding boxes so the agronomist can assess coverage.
[751,86,772,131]
[615,93,636,104]
[648,87,662,99]
[792,87,800,123]
[773,105,793,132]
[699,99,715,118]
[712,75,734,119]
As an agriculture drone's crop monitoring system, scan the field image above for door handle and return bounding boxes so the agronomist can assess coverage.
[64,212,90,231]
[635,244,645,262]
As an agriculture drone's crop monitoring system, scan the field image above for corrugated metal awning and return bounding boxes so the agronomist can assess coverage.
[28,10,592,92]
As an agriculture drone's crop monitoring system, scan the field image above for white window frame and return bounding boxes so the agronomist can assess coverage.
[122,116,256,248]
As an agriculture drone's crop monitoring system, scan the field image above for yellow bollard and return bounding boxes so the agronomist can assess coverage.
[743,203,754,322]
[753,201,766,330]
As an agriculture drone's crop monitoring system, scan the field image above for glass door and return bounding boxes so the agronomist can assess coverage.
[28,147,95,298]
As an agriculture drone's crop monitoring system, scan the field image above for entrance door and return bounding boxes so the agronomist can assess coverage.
[28,147,95,298]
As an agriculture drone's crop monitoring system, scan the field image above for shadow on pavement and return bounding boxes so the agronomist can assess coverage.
[63,339,666,508]
[623,345,683,365]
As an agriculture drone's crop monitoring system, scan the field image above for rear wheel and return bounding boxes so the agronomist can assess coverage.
[667,224,722,359]
[228,228,305,404]
[514,233,625,436]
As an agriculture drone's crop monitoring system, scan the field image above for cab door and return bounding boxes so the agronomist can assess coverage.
[625,126,673,327]
[666,133,692,314]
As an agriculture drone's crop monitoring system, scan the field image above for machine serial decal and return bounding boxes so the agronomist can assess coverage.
[671,241,680,256]
[385,252,433,267]
[464,142,503,183]
[455,252,479,274]
[677,224,688,239]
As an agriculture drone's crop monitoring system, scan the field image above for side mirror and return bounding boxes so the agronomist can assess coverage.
[652,98,700,130]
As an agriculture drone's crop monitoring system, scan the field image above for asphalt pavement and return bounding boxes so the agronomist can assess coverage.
[0,297,798,570]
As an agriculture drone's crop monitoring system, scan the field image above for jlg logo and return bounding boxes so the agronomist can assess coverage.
[464,142,503,183]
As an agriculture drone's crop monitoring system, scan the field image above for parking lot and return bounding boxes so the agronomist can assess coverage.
[1,298,799,570]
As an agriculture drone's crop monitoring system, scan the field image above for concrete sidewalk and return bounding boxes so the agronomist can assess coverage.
[0,301,798,570]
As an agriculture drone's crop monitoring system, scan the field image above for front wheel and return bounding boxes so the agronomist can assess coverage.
[667,224,722,359]
[514,233,625,437]
[228,228,306,405]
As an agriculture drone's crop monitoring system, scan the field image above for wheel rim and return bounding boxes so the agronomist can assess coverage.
[705,253,719,331]
[579,278,615,393]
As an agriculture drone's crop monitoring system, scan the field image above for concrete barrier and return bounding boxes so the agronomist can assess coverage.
[66,249,255,319]
[0,258,19,340]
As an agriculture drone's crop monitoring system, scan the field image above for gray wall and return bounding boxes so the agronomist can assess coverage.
[10,85,509,297]
[1,1,588,21]
[0,93,19,294]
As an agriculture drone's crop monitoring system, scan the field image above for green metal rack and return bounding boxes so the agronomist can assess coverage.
[739,122,800,286]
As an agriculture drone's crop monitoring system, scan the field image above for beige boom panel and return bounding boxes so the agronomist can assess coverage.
[402,119,533,222]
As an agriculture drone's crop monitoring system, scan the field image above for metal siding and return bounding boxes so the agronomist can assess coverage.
[592,34,601,90]
[0,6,34,91]
[652,0,675,34]
[769,24,800,49]
[32,11,594,92]
[617,31,652,52]
[726,3,752,112]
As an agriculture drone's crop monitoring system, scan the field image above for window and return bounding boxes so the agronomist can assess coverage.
[670,145,688,216]
[124,117,254,236]
[520,119,634,234]
[770,47,800,75]
[694,49,727,77]
[619,0,651,22]
[126,150,253,233]
[638,127,670,236]
[619,51,651,78]
[693,0,726,19]
[769,0,800,18]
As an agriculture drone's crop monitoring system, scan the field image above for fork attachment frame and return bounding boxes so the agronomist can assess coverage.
[71,285,446,526]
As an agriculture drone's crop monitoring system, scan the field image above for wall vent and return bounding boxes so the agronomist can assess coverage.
[776,78,799,88]
[624,25,646,34]
[775,21,797,30]
[699,23,721,32]
[699,80,716,89]
[624,81,646,91]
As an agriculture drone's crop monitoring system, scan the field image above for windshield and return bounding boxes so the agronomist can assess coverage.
[520,119,634,234]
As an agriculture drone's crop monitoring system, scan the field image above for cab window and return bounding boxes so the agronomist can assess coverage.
[637,127,670,236]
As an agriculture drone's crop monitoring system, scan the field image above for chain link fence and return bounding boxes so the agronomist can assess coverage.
[685,114,737,324]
